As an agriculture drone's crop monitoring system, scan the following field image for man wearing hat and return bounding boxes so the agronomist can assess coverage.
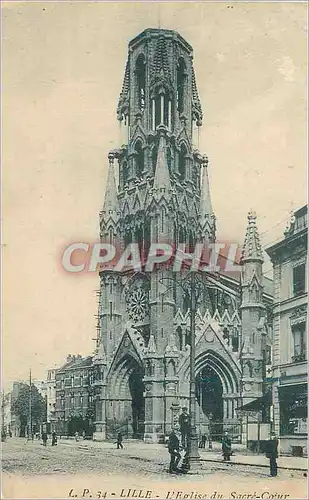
[179,407,190,449]
[265,433,279,477]
[168,427,181,474]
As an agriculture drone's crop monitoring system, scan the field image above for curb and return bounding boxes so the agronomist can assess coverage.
[200,457,307,472]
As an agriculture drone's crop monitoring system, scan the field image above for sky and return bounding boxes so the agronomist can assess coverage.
[2,1,307,388]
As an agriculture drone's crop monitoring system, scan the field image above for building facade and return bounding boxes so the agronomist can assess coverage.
[266,205,307,456]
[91,28,273,443]
[46,369,57,426]
[54,355,95,436]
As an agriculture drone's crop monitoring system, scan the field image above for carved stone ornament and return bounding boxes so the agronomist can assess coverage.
[205,330,215,343]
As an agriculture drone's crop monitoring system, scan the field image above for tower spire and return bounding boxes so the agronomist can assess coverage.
[102,152,119,217]
[200,155,213,217]
[241,210,263,263]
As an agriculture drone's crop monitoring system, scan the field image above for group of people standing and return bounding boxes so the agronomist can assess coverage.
[168,407,279,477]
[41,431,58,446]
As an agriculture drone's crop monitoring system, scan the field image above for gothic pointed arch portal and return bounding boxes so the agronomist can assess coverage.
[107,354,145,439]
[196,365,223,441]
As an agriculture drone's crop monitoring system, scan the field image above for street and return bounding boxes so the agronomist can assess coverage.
[2,438,307,500]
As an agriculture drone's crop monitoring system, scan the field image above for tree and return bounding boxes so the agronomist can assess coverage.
[11,383,47,436]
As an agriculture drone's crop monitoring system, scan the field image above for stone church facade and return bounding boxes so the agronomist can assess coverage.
[91,28,273,443]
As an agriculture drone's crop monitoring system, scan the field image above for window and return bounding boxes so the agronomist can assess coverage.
[136,55,146,112]
[134,141,144,178]
[122,161,128,185]
[179,144,186,181]
[293,264,305,296]
[265,345,272,365]
[292,323,306,362]
[167,147,172,176]
[152,145,158,175]
[177,58,186,114]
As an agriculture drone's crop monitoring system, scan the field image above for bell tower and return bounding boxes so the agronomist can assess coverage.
[96,29,216,442]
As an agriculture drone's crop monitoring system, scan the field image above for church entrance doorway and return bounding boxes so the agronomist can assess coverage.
[129,367,145,439]
[196,366,223,441]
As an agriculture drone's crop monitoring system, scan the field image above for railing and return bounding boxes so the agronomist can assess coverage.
[291,353,306,363]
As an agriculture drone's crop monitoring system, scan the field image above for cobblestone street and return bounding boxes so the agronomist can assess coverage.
[2,439,307,499]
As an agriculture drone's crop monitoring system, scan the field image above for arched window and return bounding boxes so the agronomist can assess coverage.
[135,226,143,255]
[152,145,158,175]
[188,230,194,250]
[179,144,186,181]
[144,220,151,257]
[179,226,186,244]
[124,230,132,247]
[122,161,129,185]
[135,140,144,177]
[167,147,172,175]
[155,97,161,128]
[136,54,146,112]
[177,58,186,114]
[176,326,183,351]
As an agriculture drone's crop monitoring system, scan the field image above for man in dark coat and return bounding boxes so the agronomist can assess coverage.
[222,431,232,461]
[116,432,123,449]
[266,433,279,477]
[179,407,190,449]
[168,430,181,474]
[42,432,48,446]
[51,431,57,446]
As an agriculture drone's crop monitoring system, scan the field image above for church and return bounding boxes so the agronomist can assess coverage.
[91,28,273,444]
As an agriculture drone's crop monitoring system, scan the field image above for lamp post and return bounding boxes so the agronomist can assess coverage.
[159,266,237,471]
[159,270,201,470]
[187,271,200,469]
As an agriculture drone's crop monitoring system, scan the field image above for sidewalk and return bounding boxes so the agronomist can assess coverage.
[57,438,308,472]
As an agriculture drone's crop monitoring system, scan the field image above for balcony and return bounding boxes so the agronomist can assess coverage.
[291,353,306,363]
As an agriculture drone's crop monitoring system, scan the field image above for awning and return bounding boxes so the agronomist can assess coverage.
[236,391,272,412]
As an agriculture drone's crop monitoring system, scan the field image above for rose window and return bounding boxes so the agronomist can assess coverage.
[126,286,149,324]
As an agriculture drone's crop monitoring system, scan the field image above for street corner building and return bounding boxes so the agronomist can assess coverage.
[266,206,308,457]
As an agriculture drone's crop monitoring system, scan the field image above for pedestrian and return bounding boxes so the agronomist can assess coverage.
[51,431,57,446]
[266,433,279,477]
[42,432,48,446]
[82,430,86,440]
[116,432,123,449]
[179,407,190,449]
[201,434,207,449]
[222,431,232,461]
[75,431,79,442]
[168,429,181,474]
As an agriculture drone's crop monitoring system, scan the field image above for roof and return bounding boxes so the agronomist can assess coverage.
[236,391,272,411]
[57,355,93,373]
[129,28,193,53]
